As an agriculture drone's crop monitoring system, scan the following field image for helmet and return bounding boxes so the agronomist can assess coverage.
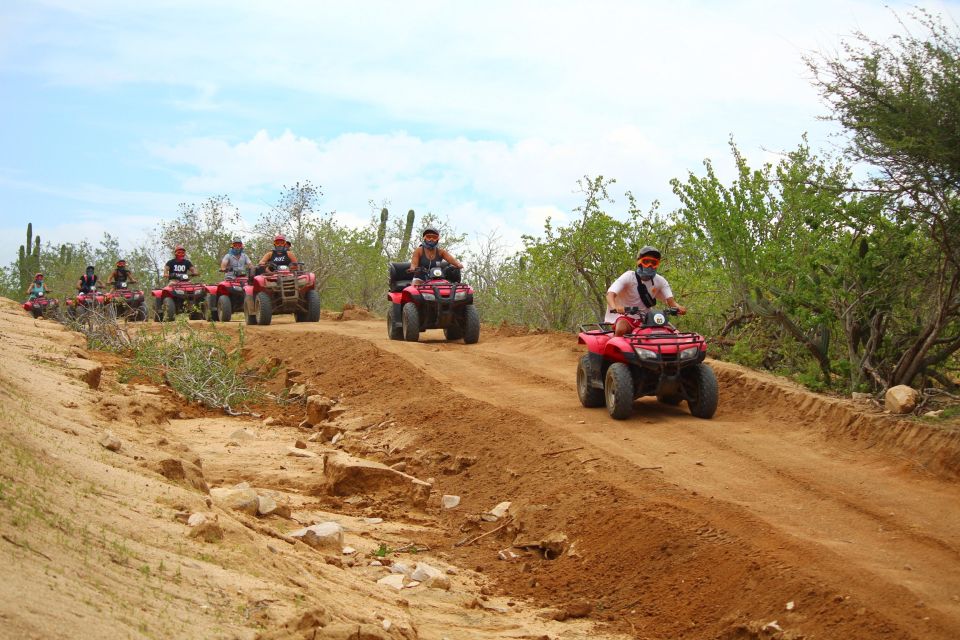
[422,226,440,237]
[85,265,95,272]
[636,245,661,260]
[231,237,243,245]
[174,244,185,253]
[116,259,126,267]
[273,234,287,244]
[34,272,43,279]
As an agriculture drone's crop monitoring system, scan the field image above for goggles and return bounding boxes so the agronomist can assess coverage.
[638,256,660,269]
[175,250,186,257]
[232,242,243,248]
[423,234,439,241]
[273,240,286,246]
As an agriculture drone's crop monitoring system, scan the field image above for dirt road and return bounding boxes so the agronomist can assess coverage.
[240,315,960,639]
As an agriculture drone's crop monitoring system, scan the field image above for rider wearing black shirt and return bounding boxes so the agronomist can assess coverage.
[163,245,198,284]
[258,234,299,272]
[77,266,98,293]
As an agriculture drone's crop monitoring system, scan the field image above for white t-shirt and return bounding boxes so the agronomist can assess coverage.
[604,271,674,323]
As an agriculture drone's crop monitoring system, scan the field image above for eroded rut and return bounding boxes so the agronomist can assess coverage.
[236,316,960,640]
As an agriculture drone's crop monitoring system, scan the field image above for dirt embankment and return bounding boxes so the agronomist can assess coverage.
[3,302,960,640]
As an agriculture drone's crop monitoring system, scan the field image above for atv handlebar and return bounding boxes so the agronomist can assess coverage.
[610,306,680,316]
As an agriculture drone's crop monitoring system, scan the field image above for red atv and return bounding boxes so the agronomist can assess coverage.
[387,262,479,343]
[244,263,320,326]
[204,269,250,322]
[152,274,209,322]
[66,287,106,319]
[23,293,59,319]
[104,281,148,321]
[577,307,718,420]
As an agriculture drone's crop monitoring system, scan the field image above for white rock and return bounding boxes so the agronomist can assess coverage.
[382,619,392,631]
[376,574,405,590]
[924,410,944,418]
[229,428,256,440]
[441,495,461,509]
[210,486,259,515]
[885,385,918,414]
[481,513,499,522]
[187,512,209,527]
[363,517,384,524]
[498,548,519,561]
[763,621,783,632]
[405,580,421,588]
[410,562,443,582]
[390,561,411,575]
[287,447,318,458]
[98,431,122,452]
[489,501,511,519]
[256,494,278,516]
[786,601,795,611]
[342,546,356,555]
[331,432,343,445]
[288,522,343,550]
[370,560,383,566]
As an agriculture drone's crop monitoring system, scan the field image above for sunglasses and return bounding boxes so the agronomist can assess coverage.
[638,256,661,268]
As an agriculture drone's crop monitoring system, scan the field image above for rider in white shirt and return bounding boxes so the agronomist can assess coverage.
[605,246,686,336]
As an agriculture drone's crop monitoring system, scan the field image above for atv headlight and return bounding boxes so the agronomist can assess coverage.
[454,291,466,301]
[174,289,185,295]
[634,347,659,361]
[421,293,435,301]
[679,347,699,361]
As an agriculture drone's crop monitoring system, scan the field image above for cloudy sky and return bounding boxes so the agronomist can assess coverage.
[1,0,957,261]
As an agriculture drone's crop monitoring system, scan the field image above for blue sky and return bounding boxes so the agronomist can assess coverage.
[1,0,957,261]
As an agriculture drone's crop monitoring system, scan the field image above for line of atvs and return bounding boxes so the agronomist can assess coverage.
[27,264,321,326]
[25,262,717,420]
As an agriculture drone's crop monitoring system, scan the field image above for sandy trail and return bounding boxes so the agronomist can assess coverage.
[245,316,960,638]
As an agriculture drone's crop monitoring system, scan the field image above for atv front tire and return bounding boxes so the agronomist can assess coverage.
[462,304,480,344]
[685,363,718,419]
[604,362,634,420]
[255,292,272,326]
[217,295,232,323]
[134,304,148,322]
[402,303,420,342]
[577,354,604,408]
[304,289,321,322]
[387,306,403,340]
[163,297,177,322]
[205,293,219,322]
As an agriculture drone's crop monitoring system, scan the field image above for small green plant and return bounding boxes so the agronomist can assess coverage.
[372,542,392,558]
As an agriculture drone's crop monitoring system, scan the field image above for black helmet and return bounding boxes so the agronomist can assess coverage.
[86,265,95,272]
[637,245,661,260]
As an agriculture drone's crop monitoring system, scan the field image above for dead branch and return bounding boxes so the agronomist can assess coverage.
[541,446,584,457]
[454,516,514,547]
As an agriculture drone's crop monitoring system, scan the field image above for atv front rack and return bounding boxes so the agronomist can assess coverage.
[578,322,614,334]
[626,331,706,361]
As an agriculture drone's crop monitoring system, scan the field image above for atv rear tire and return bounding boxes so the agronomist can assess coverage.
[31,308,41,319]
[577,354,604,408]
[462,304,480,344]
[685,363,718,419]
[152,301,162,322]
[255,292,272,326]
[387,306,403,340]
[163,297,177,322]
[304,289,321,322]
[134,304,148,322]
[604,362,634,420]
[217,295,232,323]
[205,293,219,322]
[402,303,420,342]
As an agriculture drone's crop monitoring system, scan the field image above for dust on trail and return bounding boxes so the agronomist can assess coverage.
[2,300,959,639]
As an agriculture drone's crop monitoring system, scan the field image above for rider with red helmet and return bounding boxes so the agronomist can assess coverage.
[258,234,299,272]
[605,245,686,337]
[25,273,46,300]
[109,259,138,288]
[163,245,198,284]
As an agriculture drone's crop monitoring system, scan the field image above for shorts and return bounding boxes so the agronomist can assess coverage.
[614,314,644,331]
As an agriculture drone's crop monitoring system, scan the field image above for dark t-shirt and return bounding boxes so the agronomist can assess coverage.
[165,258,193,279]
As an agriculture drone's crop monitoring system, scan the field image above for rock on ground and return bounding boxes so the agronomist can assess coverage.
[209,485,259,515]
[885,385,918,414]
[154,457,209,493]
[289,522,343,550]
[98,431,121,451]
[305,395,335,424]
[323,451,431,507]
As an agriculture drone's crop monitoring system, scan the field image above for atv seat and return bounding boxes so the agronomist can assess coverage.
[389,262,413,292]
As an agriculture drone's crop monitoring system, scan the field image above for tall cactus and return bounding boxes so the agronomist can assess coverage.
[397,209,415,260]
[17,223,41,289]
[375,207,388,253]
